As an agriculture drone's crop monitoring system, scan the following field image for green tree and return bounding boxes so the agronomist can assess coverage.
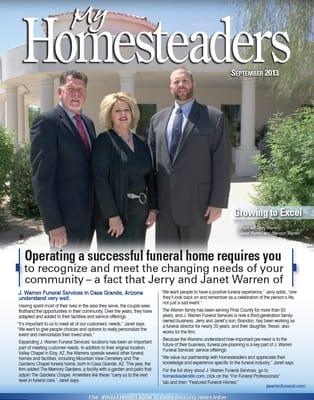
[9,143,40,219]
[237,0,314,100]
[253,106,314,237]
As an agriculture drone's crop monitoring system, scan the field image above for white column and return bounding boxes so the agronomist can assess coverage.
[235,78,259,176]
[240,78,256,148]
[40,77,54,112]
[17,92,26,145]
[24,104,30,142]
[0,98,5,127]
[5,87,18,141]
[119,73,135,95]
[54,77,59,106]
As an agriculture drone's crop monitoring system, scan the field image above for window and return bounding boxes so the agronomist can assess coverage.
[221,104,241,147]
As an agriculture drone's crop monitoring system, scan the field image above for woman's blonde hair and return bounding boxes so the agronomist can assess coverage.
[99,92,140,131]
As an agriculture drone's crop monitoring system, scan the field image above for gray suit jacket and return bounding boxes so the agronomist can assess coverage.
[148,100,231,226]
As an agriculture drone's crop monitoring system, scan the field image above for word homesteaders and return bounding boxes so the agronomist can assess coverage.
[23,10,290,64]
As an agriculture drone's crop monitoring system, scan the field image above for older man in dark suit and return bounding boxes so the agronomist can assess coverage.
[148,67,231,248]
[30,70,96,249]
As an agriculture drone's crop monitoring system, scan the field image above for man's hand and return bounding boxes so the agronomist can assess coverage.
[145,210,158,228]
[49,226,68,248]
[108,216,124,238]
[204,206,222,224]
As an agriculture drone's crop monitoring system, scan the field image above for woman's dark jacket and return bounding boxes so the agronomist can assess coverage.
[91,129,157,224]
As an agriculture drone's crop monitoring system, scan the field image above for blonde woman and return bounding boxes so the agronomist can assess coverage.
[92,92,157,248]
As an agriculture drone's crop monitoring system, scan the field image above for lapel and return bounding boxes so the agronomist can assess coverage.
[159,107,173,164]
[56,105,92,157]
[172,100,201,164]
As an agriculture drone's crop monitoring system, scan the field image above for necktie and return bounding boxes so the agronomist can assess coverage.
[74,114,90,151]
[170,107,183,160]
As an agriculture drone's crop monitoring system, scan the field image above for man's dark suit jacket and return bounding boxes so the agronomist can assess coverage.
[30,104,96,243]
[148,100,231,226]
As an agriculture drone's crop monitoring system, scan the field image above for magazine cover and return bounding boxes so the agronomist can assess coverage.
[0,1,313,399]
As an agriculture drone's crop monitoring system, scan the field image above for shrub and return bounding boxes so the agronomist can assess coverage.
[0,126,14,226]
[9,143,40,218]
[253,106,314,238]
[0,126,14,200]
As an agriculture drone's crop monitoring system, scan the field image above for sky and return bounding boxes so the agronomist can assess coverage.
[0,0,240,55]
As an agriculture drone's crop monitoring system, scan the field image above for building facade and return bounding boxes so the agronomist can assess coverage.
[0,11,303,176]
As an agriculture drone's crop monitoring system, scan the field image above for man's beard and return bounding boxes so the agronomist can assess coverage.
[173,87,193,101]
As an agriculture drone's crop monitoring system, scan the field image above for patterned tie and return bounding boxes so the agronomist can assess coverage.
[74,114,90,151]
[170,107,183,160]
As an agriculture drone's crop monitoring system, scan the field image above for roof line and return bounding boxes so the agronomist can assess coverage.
[47,9,157,30]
